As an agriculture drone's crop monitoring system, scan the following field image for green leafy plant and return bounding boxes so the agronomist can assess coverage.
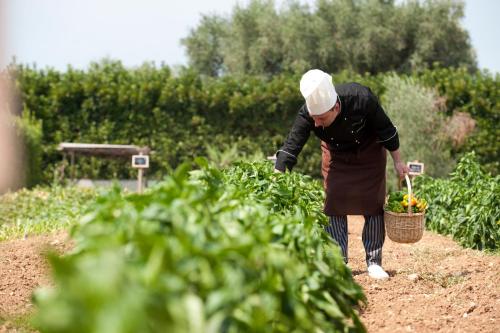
[0,186,97,240]
[205,140,265,169]
[414,152,500,251]
[33,161,366,333]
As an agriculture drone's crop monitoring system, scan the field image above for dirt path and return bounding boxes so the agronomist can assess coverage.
[0,218,498,332]
[348,216,499,333]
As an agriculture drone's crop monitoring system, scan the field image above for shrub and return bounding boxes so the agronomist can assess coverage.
[381,75,455,190]
[414,152,500,251]
[417,67,500,174]
[14,110,43,187]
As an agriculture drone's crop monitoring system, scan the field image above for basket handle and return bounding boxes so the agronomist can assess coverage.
[400,174,413,215]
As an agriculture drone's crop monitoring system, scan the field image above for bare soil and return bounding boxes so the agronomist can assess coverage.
[0,217,498,332]
[348,216,499,333]
[0,232,71,332]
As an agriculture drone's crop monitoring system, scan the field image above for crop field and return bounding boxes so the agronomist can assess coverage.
[0,157,498,333]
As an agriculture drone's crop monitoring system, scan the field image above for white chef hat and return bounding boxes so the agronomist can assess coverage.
[299,69,337,116]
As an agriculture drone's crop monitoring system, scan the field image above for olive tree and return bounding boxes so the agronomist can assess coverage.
[182,0,476,76]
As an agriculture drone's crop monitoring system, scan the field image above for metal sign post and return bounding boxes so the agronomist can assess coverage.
[132,154,149,193]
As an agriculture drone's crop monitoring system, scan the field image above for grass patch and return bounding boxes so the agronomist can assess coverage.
[0,312,35,332]
[0,186,97,241]
[419,271,468,288]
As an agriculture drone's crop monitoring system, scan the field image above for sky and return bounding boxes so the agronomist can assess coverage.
[2,0,499,73]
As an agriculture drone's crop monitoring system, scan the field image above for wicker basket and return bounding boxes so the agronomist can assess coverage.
[384,175,425,243]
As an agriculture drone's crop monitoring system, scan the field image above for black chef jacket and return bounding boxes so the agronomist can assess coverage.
[275,82,399,172]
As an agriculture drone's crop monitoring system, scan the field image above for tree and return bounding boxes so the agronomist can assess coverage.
[407,0,476,71]
[223,0,283,75]
[181,15,228,76]
[182,0,477,76]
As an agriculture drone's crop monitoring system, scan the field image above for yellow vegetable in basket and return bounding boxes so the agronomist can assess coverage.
[386,191,427,213]
[416,199,427,210]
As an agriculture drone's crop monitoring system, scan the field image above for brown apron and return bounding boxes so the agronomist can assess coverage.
[321,138,387,216]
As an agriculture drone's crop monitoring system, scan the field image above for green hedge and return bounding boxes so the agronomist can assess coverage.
[9,61,499,184]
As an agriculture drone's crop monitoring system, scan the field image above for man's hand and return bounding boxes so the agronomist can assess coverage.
[389,149,409,180]
[394,160,409,180]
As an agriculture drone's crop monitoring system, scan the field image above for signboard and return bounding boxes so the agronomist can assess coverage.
[407,161,424,176]
[132,155,149,169]
[132,154,149,193]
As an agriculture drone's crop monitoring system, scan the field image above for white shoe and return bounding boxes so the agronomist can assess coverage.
[368,264,389,280]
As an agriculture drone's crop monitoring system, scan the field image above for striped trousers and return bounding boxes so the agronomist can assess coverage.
[324,215,385,266]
